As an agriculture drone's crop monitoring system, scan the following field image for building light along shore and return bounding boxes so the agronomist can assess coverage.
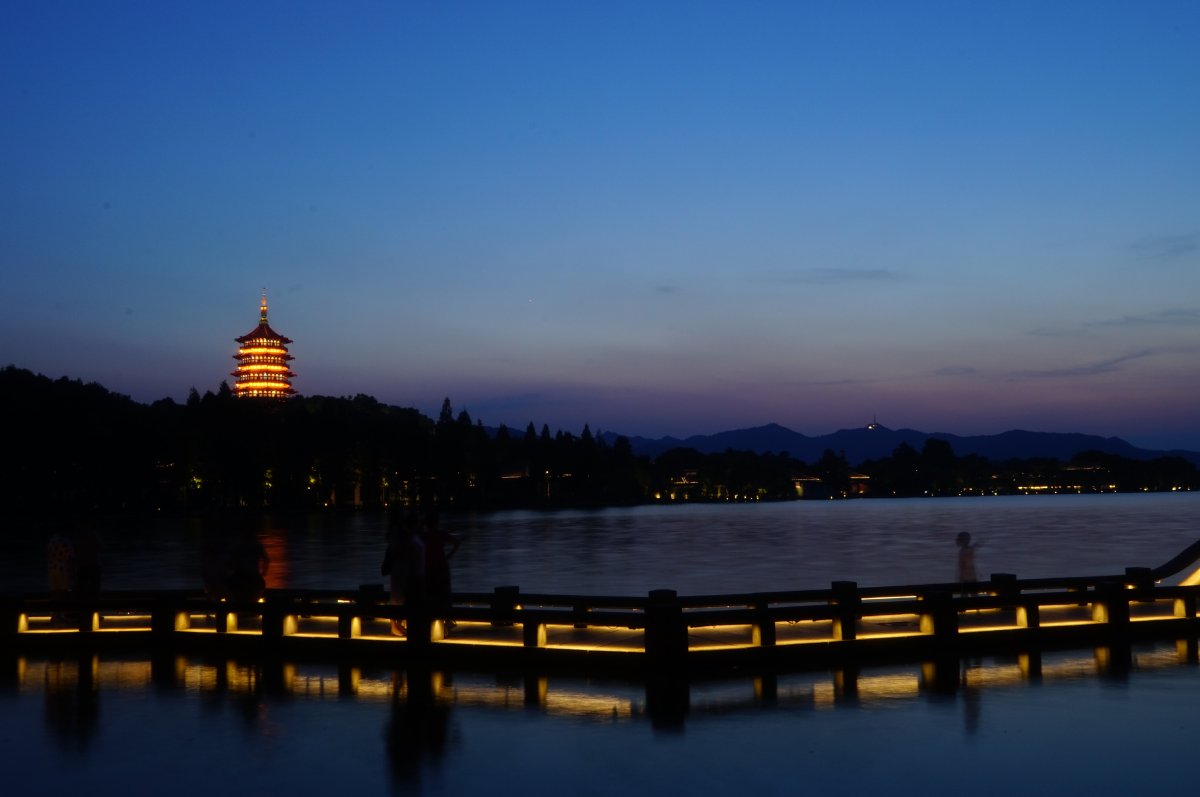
[231,292,295,398]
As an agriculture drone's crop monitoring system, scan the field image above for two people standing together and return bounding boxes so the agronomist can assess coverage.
[382,511,460,636]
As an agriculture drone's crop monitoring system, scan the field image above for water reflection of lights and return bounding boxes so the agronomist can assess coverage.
[10,637,1200,724]
[811,673,923,707]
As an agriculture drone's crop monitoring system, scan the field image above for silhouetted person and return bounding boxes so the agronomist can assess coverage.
[422,512,461,627]
[382,512,424,636]
[956,531,980,584]
[228,528,269,603]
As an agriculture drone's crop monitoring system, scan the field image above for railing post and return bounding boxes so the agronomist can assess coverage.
[645,589,687,666]
[215,606,237,633]
[1173,592,1197,619]
[990,573,1018,598]
[406,603,434,646]
[830,581,860,641]
[1092,582,1130,631]
[152,598,189,640]
[76,598,99,634]
[1124,567,1154,591]
[338,609,361,639]
[989,573,1019,625]
[491,586,520,626]
[1017,599,1041,629]
[751,601,775,647]
[1,598,23,646]
[358,584,385,603]
[261,595,298,646]
[919,590,959,642]
[523,615,547,647]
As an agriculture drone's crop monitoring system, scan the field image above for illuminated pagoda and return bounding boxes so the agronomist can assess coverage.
[231,293,296,398]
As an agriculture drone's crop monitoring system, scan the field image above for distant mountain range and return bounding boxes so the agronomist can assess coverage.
[603,423,1200,467]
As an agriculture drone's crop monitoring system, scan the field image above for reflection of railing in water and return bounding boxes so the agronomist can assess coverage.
[6,539,1200,675]
[7,637,1198,730]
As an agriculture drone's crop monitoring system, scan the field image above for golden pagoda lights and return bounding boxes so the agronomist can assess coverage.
[232,293,296,398]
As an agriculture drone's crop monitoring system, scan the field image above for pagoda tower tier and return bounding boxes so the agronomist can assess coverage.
[232,293,296,398]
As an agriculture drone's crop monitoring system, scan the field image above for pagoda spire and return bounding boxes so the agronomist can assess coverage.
[260,289,269,323]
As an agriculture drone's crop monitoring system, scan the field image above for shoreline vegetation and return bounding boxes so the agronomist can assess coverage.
[3,365,1197,516]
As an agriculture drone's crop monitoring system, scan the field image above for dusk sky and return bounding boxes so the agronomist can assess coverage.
[3,2,1199,450]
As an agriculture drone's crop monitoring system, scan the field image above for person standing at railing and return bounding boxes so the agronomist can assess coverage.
[422,512,461,629]
[956,531,981,585]
[228,527,269,603]
[383,511,425,636]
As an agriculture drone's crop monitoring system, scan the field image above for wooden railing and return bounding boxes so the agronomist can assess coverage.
[6,541,1200,672]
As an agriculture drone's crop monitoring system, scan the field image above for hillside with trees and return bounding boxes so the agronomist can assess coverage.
[2,365,1195,516]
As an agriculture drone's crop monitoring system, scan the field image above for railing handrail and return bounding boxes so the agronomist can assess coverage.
[1151,538,1200,580]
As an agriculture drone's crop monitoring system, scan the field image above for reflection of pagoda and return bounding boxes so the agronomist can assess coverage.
[231,293,296,398]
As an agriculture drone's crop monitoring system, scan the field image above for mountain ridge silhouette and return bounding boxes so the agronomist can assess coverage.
[604,423,1200,467]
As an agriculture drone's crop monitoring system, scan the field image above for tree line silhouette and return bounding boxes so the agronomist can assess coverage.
[2,365,1195,516]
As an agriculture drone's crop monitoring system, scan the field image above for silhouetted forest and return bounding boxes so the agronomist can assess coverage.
[2,365,1196,516]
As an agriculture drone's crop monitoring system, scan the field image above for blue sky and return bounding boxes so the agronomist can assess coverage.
[3,1,1199,450]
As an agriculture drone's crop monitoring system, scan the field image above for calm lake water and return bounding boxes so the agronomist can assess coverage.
[4,492,1200,595]
[4,493,1200,796]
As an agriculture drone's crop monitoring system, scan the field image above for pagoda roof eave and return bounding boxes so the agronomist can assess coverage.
[235,322,293,344]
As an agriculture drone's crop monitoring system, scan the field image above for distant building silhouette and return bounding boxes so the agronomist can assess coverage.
[231,292,296,398]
